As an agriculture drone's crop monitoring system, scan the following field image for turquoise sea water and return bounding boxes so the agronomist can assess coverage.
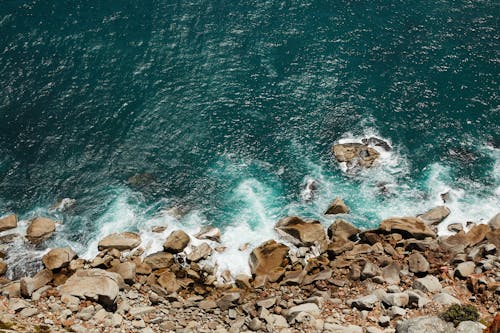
[0,1,498,276]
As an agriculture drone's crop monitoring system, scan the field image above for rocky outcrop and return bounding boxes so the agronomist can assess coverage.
[26,217,56,244]
[249,240,289,283]
[59,269,123,308]
[97,232,141,251]
[325,197,350,215]
[417,206,450,225]
[275,216,328,251]
[379,217,436,239]
[42,248,77,270]
[332,143,380,169]
[163,230,190,253]
[0,214,17,232]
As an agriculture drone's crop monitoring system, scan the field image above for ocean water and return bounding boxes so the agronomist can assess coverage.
[0,0,498,278]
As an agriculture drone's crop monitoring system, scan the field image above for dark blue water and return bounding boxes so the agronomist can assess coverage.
[0,1,498,274]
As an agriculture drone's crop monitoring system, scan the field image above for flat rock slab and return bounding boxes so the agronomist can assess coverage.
[98,232,141,251]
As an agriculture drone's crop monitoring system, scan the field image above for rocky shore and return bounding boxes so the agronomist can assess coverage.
[0,206,499,333]
[0,142,498,333]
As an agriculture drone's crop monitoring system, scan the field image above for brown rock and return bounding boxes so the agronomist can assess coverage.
[326,237,354,257]
[42,248,77,270]
[332,143,380,169]
[108,262,136,285]
[163,230,190,253]
[440,232,467,254]
[325,198,350,215]
[327,219,359,240]
[0,259,7,275]
[275,216,328,251]
[157,271,179,294]
[194,226,221,242]
[186,243,213,262]
[143,252,174,270]
[97,232,141,251]
[26,217,56,244]
[20,269,53,298]
[486,229,500,250]
[249,240,289,283]
[465,224,490,247]
[408,252,430,275]
[59,269,123,308]
[488,213,500,230]
[0,214,17,232]
[417,206,450,225]
[379,217,436,239]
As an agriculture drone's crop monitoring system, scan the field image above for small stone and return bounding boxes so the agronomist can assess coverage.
[112,313,123,327]
[129,306,156,318]
[77,305,95,321]
[378,315,390,327]
[248,318,262,331]
[382,292,409,308]
[387,306,406,318]
[132,319,146,328]
[256,297,276,309]
[455,261,475,279]
[361,262,380,279]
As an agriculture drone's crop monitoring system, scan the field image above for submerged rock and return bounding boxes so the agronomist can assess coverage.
[324,198,350,215]
[163,230,190,253]
[332,143,380,169]
[249,240,289,283]
[49,198,76,212]
[127,172,155,188]
[98,232,141,251]
[42,248,77,270]
[0,214,18,232]
[275,216,328,251]
[361,137,392,151]
[26,217,56,244]
[379,217,436,239]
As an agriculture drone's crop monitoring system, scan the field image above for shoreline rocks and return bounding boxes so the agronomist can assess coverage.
[26,217,56,244]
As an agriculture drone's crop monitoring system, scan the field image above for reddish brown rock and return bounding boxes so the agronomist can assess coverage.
[465,224,490,247]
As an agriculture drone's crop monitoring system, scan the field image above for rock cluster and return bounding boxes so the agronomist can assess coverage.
[0,207,498,333]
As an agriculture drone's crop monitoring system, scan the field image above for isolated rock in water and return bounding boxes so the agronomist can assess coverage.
[249,240,289,283]
[59,269,123,308]
[488,213,500,230]
[186,243,212,262]
[275,216,328,251]
[301,178,319,202]
[332,143,380,169]
[42,248,77,270]
[98,232,141,251]
[361,137,392,151]
[49,198,76,212]
[143,252,174,270]
[0,214,18,232]
[194,226,221,242]
[379,217,436,239]
[417,206,450,225]
[325,197,350,215]
[20,269,53,298]
[163,230,190,253]
[395,316,454,333]
[26,217,56,244]
[455,321,486,333]
[327,219,359,241]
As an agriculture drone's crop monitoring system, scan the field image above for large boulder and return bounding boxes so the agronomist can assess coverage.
[324,198,350,215]
[465,224,490,247]
[332,143,380,169]
[327,219,359,241]
[97,232,141,251]
[143,252,174,270]
[379,217,436,239]
[417,206,450,225]
[42,248,77,270]
[395,316,454,333]
[0,214,18,232]
[20,269,53,298]
[488,213,500,230]
[163,230,190,253]
[108,262,136,285]
[26,217,56,244]
[194,226,221,243]
[186,243,213,262]
[275,217,327,251]
[249,240,289,283]
[59,269,124,308]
